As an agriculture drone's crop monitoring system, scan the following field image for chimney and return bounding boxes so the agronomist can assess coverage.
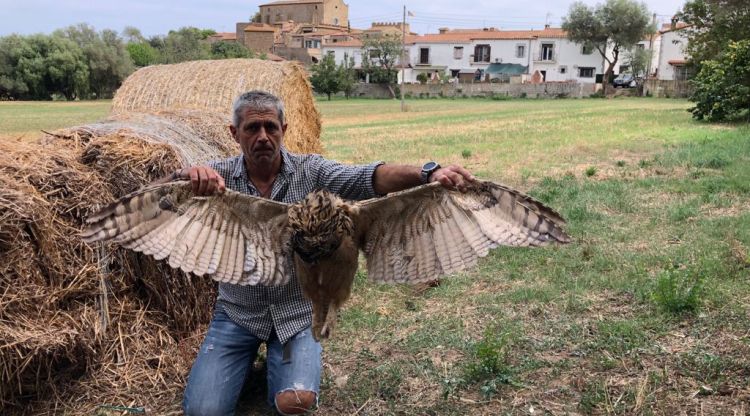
[544,24,550,29]
[438,27,449,34]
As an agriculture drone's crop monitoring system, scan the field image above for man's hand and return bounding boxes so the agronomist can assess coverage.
[429,165,476,192]
[176,166,226,196]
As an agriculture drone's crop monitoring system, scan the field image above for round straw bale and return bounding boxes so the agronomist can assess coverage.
[0,139,215,413]
[111,59,322,154]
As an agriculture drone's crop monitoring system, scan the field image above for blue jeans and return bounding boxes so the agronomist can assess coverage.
[183,307,322,416]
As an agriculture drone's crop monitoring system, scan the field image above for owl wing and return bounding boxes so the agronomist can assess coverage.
[354,181,571,283]
[82,181,292,286]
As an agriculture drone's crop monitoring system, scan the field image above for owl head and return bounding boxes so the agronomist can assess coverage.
[287,189,355,263]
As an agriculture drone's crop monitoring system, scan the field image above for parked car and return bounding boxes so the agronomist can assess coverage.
[613,74,637,88]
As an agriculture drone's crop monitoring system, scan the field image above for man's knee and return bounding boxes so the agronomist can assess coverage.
[275,389,317,415]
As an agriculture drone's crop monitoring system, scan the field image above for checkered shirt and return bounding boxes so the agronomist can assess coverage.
[207,148,383,344]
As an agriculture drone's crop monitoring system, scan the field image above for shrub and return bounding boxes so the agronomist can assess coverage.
[416,72,429,84]
[461,149,472,159]
[463,326,515,398]
[585,166,597,177]
[652,266,705,315]
[690,40,750,121]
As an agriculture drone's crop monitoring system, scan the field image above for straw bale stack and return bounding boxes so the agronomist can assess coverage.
[112,59,322,154]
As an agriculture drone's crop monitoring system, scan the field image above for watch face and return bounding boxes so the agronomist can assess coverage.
[422,161,438,171]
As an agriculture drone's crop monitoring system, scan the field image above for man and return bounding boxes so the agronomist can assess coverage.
[178,90,474,415]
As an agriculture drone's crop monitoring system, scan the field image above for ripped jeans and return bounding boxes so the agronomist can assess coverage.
[183,306,322,416]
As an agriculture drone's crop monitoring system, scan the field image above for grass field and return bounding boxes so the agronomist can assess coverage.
[3,98,749,414]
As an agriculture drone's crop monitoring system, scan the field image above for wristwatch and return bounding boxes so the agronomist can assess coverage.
[420,161,441,184]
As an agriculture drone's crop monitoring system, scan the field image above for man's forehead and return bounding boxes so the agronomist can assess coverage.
[241,107,281,123]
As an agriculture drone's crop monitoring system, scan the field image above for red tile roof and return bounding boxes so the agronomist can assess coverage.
[406,27,568,44]
[668,59,687,65]
[659,22,689,34]
[265,53,286,61]
[324,39,363,48]
[209,32,237,41]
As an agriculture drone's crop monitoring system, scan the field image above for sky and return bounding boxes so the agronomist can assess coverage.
[0,0,687,37]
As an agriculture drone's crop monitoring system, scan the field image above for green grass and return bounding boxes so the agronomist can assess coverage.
[2,97,748,415]
[0,100,111,139]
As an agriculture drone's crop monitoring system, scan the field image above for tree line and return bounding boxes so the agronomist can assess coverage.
[0,24,258,101]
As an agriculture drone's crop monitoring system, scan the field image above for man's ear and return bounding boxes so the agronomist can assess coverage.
[282,123,288,135]
[229,124,238,142]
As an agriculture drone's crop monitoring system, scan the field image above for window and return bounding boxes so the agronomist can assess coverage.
[541,43,554,61]
[453,46,463,59]
[334,18,339,25]
[516,44,525,58]
[474,44,490,62]
[559,66,567,74]
[578,67,595,78]
[581,44,594,55]
[305,39,320,48]
[674,65,690,81]
[419,47,430,64]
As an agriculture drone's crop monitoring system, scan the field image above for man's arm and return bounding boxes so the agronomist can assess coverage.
[150,166,226,196]
[373,164,476,195]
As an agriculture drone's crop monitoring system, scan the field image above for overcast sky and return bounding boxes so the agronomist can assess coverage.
[1,0,687,37]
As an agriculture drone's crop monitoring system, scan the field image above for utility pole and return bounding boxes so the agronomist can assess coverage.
[400,5,406,112]
[647,13,657,78]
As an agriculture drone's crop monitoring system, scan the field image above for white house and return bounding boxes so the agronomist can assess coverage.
[322,26,679,84]
[321,38,364,67]
[400,27,605,83]
[654,23,690,80]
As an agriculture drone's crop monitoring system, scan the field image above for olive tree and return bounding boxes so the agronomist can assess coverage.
[562,0,653,92]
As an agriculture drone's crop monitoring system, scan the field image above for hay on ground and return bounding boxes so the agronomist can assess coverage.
[111,59,322,154]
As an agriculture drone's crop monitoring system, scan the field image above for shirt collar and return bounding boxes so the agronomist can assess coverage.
[232,147,296,180]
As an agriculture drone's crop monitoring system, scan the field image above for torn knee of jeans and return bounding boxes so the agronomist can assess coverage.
[275,389,317,415]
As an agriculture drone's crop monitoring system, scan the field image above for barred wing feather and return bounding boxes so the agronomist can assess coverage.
[355,181,570,283]
[81,181,291,286]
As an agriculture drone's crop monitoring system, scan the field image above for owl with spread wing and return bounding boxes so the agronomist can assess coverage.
[82,180,570,340]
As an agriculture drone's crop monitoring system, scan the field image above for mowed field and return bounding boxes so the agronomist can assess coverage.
[2,98,749,415]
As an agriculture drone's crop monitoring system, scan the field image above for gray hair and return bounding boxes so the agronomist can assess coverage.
[232,90,285,127]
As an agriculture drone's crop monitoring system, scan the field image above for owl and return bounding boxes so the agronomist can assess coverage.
[82,180,570,340]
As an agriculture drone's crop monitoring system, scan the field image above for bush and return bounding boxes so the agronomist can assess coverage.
[652,266,705,315]
[416,72,429,84]
[690,40,750,121]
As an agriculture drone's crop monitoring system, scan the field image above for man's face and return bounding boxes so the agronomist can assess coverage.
[230,107,287,167]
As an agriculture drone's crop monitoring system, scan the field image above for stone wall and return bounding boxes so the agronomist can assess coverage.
[243,31,275,54]
[400,82,595,98]
[643,79,692,98]
[344,82,595,99]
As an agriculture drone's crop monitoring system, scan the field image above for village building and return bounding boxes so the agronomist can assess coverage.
[258,0,348,26]
[651,23,691,80]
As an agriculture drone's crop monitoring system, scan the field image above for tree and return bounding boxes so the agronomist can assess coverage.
[677,0,750,70]
[0,34,88,100]
[310,53,340,100]
[623,47,650,76]
[251,12,262,23]
[338,54,357,99]
[562,0,653,92]
[122,26,146,44]
[211,41,254,59]
[156,27,213,63]
[689,39,750,121]
[54,24,134,98]
[127,42,159,67]
[361,34,403,93]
